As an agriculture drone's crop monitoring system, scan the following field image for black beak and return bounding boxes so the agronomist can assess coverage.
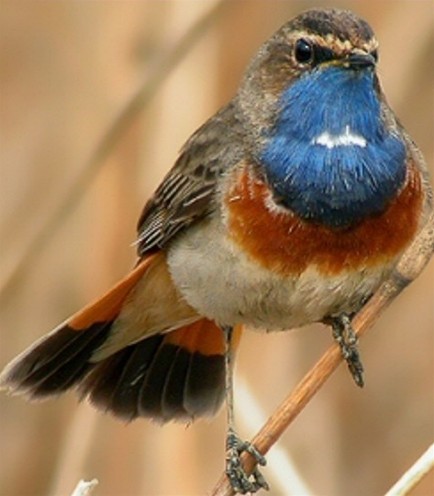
[347,52,376,70]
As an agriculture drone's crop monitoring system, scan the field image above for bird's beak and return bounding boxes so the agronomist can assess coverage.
[345,52,376,70]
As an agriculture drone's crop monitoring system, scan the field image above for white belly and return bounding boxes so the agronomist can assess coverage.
[167,217,394,331]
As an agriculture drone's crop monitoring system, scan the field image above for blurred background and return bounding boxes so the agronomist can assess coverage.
[0,1,433,495]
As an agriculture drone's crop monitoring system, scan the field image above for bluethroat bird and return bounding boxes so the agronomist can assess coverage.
[1,8,432,494]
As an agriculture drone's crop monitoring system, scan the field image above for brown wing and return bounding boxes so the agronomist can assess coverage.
[136,102,244,256]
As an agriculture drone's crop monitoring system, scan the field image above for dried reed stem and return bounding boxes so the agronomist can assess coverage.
[384,443,434,496]
[70,479,98,496]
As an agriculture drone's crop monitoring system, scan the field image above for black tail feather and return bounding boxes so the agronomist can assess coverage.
[183,351,225,417]
[2,324,226,423]
[79,334,163,421]
[138,340,181,420]
[79,337,225,423]
[161,346,191,420]
[0,322,111,398]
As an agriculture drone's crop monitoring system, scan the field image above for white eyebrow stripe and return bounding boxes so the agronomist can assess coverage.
[312,125,367,148]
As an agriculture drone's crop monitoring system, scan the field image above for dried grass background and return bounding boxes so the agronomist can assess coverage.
[0,1,433,495]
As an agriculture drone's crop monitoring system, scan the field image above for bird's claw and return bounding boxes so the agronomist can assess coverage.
[331,314,364,387]
[225,429,269,494]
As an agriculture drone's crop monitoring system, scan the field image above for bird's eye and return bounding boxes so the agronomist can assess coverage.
[294,39,314,63]
[371,49,379,62]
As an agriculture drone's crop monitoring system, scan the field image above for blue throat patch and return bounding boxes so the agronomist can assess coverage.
[261,66,406,228]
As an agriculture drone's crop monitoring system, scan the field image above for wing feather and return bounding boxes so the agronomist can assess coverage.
[136,102,244,256]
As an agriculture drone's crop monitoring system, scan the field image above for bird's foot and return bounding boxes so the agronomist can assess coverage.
[225,429,269,494]
[331,314,364,387]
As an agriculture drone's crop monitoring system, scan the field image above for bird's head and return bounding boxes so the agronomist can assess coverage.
[236,9,406,228]
[237,8,382,140]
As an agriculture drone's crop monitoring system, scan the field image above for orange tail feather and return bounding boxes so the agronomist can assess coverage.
[0,252,243,423]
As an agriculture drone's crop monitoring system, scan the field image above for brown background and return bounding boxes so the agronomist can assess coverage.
[0,1,433,495]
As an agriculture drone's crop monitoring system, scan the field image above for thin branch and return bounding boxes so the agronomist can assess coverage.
[384,443,434,496]
[0,0,228,300]
[235,377,313,495]
[211,212,434,496]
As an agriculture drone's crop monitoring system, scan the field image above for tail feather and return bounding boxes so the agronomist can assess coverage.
[109,336,163,419]
[183,351,225,417]
[1,250,244,423]
[80,334,164,421]
[1,315,243,422]
[160,345,191,420]
[0,254,158,399]
[28,326,108,397]
[79,320,242,423]
[0,322,111,398]
[138,337,181,420]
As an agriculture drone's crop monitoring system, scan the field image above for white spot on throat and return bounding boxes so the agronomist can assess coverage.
[312,125,367,149]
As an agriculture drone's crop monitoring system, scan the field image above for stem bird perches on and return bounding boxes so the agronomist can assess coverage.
[212,212,434,496]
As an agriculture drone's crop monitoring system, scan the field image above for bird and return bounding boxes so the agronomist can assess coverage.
[1,8,432,494]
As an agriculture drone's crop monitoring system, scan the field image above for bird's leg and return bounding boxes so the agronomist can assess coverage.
[223,326,269,494]
[329,314,364,387]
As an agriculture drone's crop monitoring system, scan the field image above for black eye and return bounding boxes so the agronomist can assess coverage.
[294,38,314,63]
